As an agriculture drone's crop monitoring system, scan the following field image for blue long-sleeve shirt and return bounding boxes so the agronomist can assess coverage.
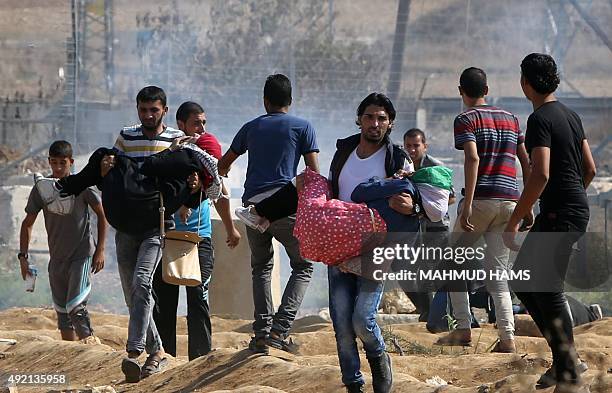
[351,177,421,232]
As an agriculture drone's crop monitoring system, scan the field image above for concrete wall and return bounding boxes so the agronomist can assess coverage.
[208,199,281,319]
[0,183,48,266]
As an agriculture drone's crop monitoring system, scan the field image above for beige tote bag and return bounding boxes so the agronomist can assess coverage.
[159,190,203,287]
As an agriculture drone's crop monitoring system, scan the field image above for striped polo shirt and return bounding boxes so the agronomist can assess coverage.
[454,105,524,200]
[113,124,184,163]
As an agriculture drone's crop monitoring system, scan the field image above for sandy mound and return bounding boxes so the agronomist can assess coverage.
[0,307,610,392]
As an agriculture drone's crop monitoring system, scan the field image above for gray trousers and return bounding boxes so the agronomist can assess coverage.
[245,215,313,338]
[116,230,163,354]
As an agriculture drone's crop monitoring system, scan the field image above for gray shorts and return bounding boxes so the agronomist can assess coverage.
[48,256,92,329]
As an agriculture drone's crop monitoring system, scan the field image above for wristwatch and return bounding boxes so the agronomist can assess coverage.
[413,203,421,215]
[17,252,29,260]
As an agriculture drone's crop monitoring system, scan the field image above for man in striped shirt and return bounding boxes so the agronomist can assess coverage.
[104,86,184,382]
[434,68,531,353]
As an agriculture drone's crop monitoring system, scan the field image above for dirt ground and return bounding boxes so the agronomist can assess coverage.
[0,307,610,392]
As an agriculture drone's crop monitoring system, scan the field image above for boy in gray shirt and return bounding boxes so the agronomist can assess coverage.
[18,140,107,342]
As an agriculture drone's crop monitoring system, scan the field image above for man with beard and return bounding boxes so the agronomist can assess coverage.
[328,93,414,393]
[104,86,184,382]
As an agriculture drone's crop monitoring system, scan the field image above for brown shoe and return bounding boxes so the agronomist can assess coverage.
[434,329,472,346]
[491,339,516,353]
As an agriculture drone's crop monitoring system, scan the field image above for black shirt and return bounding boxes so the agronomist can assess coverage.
[525,101,588,216]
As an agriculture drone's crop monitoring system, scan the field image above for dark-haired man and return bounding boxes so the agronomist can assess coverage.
[152,101,240,361]
[105,86,184,382]
[218,74,319,354]
[435,68,531,353]
[504,53,596,393]
[328,93,416,393]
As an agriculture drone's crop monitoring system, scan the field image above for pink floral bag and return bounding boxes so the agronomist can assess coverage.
[293,168,387,265]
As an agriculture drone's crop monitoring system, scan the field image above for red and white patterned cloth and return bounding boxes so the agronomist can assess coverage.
[293,168,387,265]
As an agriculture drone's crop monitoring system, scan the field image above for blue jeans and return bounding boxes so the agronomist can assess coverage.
[328,266,386,386]
[116,230,163,355]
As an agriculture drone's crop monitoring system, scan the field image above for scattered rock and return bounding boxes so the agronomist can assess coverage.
[381,287,416,314]
[425,375,447,386]
[514,315,543,337]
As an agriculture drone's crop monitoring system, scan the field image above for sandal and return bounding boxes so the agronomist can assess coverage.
[121,357,141,383]
[267,334,300,354]
[140,353,167,379]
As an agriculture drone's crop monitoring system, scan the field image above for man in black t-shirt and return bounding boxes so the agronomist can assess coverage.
[503,53,596,393]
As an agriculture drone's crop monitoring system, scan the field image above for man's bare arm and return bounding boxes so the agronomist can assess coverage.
[517,143,531,186]
[218,150,240,177]
[213,182,241,249]
[19,213,38,280]
[89,201,108,273]
[303,152,320,173]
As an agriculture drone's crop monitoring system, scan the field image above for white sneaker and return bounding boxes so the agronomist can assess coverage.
[589,304,603,320]
[235,206,270,233]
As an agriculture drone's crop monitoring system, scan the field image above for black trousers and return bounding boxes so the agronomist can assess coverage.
[254,182,298,222]
[152,237,214,360]
[513,212,588,384]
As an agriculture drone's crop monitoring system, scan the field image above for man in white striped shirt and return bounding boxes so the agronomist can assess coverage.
[103,86,184,383]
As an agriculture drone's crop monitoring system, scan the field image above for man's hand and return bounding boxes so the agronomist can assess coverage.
[388,192,414,215]
[92,247,105,274]
[18,256,29,280]
[503,220,522,251]
[100,155,116,177]
[519,209,534,231]
[459,203,475,232]
[169,135,198,152]
[226,227,241,249]
[393,169,413,179]
[178,205,192,224]
[187,172,201,194]
[295,174,305,193]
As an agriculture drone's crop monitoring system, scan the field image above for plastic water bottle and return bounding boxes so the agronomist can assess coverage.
[25,266,37,292]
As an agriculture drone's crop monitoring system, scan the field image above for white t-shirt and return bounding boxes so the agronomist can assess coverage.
[337,147,387,202]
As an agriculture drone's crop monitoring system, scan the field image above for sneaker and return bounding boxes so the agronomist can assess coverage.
[589,304,603,320]
[367,351,393,393]
[267,332,300,354]
[32,172,44,183]
[235,206,270,233]
[248,336,269,355]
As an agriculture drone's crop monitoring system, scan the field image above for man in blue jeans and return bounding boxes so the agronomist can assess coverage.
[328,93,416,393]
[218,74,319,354]
[104,86,185,382]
